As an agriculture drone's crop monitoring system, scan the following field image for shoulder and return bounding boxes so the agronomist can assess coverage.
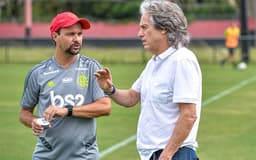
[172,47,199,63]
[78,54,102,68]
[26,58,53,79]
[176,47,195,58]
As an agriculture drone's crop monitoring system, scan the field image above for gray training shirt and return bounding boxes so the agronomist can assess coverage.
[20,54,105,160]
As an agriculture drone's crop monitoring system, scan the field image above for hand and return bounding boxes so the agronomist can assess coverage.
[43,105,67,121]
[94,68,113,92]
[31,118,44,136]
[158,150,173,160]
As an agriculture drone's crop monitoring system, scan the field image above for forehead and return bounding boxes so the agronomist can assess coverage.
[139,14,151,26]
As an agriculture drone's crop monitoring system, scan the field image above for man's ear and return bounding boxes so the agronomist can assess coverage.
[51,32,58,40]
[161,30,167,34]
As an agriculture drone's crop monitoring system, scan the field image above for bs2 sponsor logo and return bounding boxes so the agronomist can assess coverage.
[50,91,84,107]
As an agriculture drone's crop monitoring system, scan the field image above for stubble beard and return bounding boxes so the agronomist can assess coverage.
[66,43,81,55]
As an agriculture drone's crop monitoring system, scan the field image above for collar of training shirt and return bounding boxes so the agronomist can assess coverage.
[152,46,177,61]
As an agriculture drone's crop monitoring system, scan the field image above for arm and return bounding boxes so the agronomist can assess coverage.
[19,107,45,136]
[20,97,111,135]
[94,68,140,107]
[72,97,111,118]
[159,103,197,160]
[43,97,111,121]
[110,88,140,108]
[19,107,37,128]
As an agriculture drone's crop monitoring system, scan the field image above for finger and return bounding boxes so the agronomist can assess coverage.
[43,109,53,121]
[43,111,50,121]
[94,70,105,77]
[32,119,43,136]
[95,70,110,80]
[44,109,56,122]
[105,68,113,80]
[106,79,113,87]
[104,68,111,75]
[98,69,108,75]
[93,72,98,76]
[50,108,58,120]
[94,72,100,78]
[32,128,43,136]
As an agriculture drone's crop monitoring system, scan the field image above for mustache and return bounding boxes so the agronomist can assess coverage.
[71,42,81,47]
[65,42,81,55]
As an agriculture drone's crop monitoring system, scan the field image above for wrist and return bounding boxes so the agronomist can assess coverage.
[64,105,73,117]
[104,85,116,96]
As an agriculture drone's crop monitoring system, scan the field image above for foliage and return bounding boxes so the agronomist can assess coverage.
[0,0,239,23]
[182,0,238,22]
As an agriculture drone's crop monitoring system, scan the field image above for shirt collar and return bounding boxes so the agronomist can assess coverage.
[152,46,177,61]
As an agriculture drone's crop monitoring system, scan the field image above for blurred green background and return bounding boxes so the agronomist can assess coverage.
[0,46,256,159]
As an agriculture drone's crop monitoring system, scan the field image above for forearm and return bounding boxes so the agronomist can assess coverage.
[19,108,37,128]
[162,104,197,158]
[110,88,140,107]
[94,68,139,107]
[73,97,111,118]
[164,116,195,156]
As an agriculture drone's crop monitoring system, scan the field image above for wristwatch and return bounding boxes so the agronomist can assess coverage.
[104,85,116,96]
[64,105,73,117]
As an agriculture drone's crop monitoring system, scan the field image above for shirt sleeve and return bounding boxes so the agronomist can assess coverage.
[20,68,40,108]
[173,59,202,104]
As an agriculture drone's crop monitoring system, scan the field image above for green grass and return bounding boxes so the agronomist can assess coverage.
[0,46,150,64]
[0,46,256,160]
[198,64,256,160]
[1,45,255,64]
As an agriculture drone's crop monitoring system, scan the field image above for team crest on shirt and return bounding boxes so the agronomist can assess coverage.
[77,72,88,88]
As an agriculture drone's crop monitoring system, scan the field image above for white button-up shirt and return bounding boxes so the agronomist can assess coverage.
[132,46,202,160]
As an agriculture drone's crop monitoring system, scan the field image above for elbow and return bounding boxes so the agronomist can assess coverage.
[182,111,197,126]
[19,115,23,125]
[19,114,24,124]
[98,97,112,116]
[123,90,140,108]
[104,105,112,116]
[123,102,136,108]
[188,114,197,125]
[126,103,137,108]
[101,102,112,116]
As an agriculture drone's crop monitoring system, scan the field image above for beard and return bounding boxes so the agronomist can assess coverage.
[65,42,81,55]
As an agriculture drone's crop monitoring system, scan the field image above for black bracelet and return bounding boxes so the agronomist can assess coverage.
[64,105,73,117]
[104,85,116,96]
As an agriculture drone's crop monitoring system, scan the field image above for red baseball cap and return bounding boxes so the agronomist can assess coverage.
[50,12,90,33]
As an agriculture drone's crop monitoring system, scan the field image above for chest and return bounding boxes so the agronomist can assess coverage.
[140,60,175,103]
[38,67,93,106]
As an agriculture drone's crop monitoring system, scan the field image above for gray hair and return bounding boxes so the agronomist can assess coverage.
[140,0,190,48]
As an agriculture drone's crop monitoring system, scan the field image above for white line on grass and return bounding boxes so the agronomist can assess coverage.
[99,135,136,158]
[99,75,256,159]
[202,75,256,106]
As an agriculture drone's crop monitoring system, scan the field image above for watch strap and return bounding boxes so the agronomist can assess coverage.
[64,105,73,117]
[104,85,116,96]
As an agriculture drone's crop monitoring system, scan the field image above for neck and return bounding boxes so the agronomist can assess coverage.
[153,45,170,56]
[54,51,77,68]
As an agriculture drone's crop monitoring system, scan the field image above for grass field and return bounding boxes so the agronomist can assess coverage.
[0,46,256,160]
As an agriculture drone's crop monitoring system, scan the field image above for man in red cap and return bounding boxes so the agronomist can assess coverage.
[19,11,111,160]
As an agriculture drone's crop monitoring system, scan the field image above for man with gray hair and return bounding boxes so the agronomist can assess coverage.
[94,0,201,160]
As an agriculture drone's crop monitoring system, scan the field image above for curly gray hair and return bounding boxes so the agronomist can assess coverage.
[140,0,190,48]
